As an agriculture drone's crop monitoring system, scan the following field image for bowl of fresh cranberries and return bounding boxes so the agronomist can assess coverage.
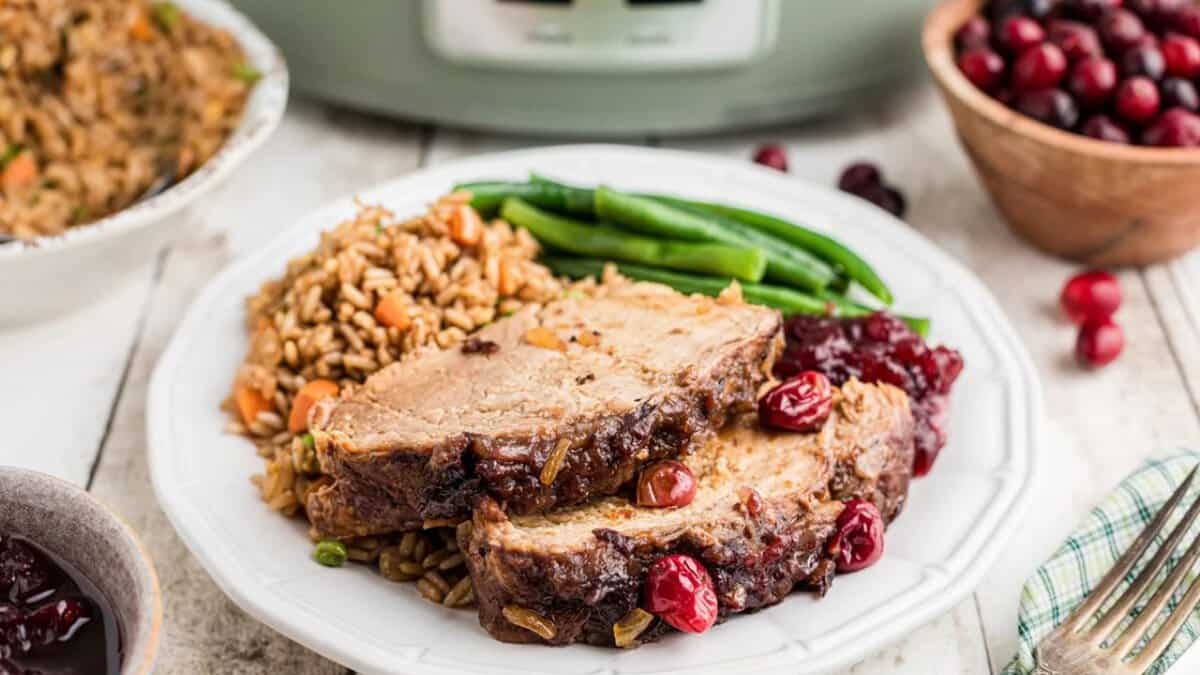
[924,0,1200,266]
[0,467,161,675]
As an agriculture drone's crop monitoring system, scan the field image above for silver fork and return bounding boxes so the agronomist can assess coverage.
[1035,466,1200,674]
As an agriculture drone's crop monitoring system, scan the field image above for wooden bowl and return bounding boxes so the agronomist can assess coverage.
[924,0,1200,266]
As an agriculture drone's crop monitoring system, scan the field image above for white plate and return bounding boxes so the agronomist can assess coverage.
[148,145,1041,675]
[0,0,287,324]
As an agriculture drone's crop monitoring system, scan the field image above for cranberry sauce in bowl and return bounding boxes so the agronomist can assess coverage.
[1,533,121,675]
[775,312,964,477]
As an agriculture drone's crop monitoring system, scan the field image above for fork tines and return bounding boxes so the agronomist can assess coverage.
[1061,465,1200,672]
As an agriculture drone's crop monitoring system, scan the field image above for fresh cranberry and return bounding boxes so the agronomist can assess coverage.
[1099,8,1147,51]
[959,48,1007,91]
[1076,319,1125,367]
[1081,114,1133,141]
[1067,0,1123,20]
[1016,89,1081,129]
[1013,43,1069,90]
[1121,43,1167,78]
[1068,57,1118,105]
[637,460,698,509]
[752,144,788,172]
[857,184,907,218]
[1061,270,1122,322]
[1161,33,1200,77]
[956,15,992,49]
[644,554,718,634]
[1174,6,1200,38]
[1131,0,1186,26]
[1115,76,1161,122]
[1161,77,1200,110]
[989,0,1029,21]
[829,499,885,573]
[837,162,881,193]
[1025,0,1061,18]
[1001,15,1047,53]
[1142,107,1200,145]
[1048,20,1105,60]
[758,371,833,433]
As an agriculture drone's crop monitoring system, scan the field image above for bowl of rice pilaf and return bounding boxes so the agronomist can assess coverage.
[0,0,286,324]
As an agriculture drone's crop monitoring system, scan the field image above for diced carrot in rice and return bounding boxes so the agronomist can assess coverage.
[450,204,483,246]
[288,379,339,433]
[234,386,272,427]
[374,292,411,331]
[1,152,37,191]
[129,8,155,41]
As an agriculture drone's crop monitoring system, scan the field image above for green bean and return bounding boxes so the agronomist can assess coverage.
[543,257,928,336]
[502,198,767,282]
[454,180,593,217]
[672,200,894,305]
[651,196,837,291]
[314,540,348,567]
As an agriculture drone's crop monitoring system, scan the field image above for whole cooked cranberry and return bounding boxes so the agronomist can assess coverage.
[1099,9,1146,51]
[837,162,882,193]
[1068,57,1118,105]
[858,184,907,218]
[1160,77,1200,110]
[1162,34,1200,77]
[1076,319,1124,367]
[1061,270,1122,323]
[1048,20,1105,60]
[1001,15,1047,53]
[955,15,992,49]
[1016,89,1081,129]
[1142,107,1200,145]
[1066,0,1123,21]
[829,499,885,573]
[1121,43,1166,79]
[1174,6,1200,38]
[23,598,90,647]
[752,144,788,172]
[1013,43,1069,90]
[1081,114,1133,142]
[637,460,697,509]
[758,371,833,433]
[1115,76,1161,122]
[0,537,56,604]
[644,554,718,634]
[959,48,1007,91]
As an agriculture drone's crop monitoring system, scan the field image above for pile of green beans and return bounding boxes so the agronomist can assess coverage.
[452,173,927,331]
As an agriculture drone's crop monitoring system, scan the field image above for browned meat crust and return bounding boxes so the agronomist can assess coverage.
[462,380,915,647]
[307,282,782,538]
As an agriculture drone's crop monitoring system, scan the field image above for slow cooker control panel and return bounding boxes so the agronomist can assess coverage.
[422,0,779,72]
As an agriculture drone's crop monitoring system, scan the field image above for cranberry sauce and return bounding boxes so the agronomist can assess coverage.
[775,313,964,477]
[0,534,121,675]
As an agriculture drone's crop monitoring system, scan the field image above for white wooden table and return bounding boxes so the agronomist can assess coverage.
[4,81,1200,674]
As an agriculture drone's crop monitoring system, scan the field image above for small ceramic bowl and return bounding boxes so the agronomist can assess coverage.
[924,0,1200,267]
[0,0,288,326]
[0,467,161,675]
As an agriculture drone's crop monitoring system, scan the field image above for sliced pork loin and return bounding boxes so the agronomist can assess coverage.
[307,280,782,538]
[462,379,914,647]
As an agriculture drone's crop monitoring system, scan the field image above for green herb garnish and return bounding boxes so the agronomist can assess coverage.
[152,2,179,31]
[0,144,22,168]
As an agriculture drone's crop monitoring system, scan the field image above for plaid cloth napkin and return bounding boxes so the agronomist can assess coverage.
[1004,448,1200,675]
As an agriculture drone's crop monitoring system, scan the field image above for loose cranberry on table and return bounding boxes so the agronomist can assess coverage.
[836,162,907,218]
[828,499,885,573]
[637,460,697,509]
[1076,318,1125,367]
[644,554,719,634]
[751,144,788,172]
[1142,107,1200,145]
[1061,269,1122,323]
[758,371,833,433]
